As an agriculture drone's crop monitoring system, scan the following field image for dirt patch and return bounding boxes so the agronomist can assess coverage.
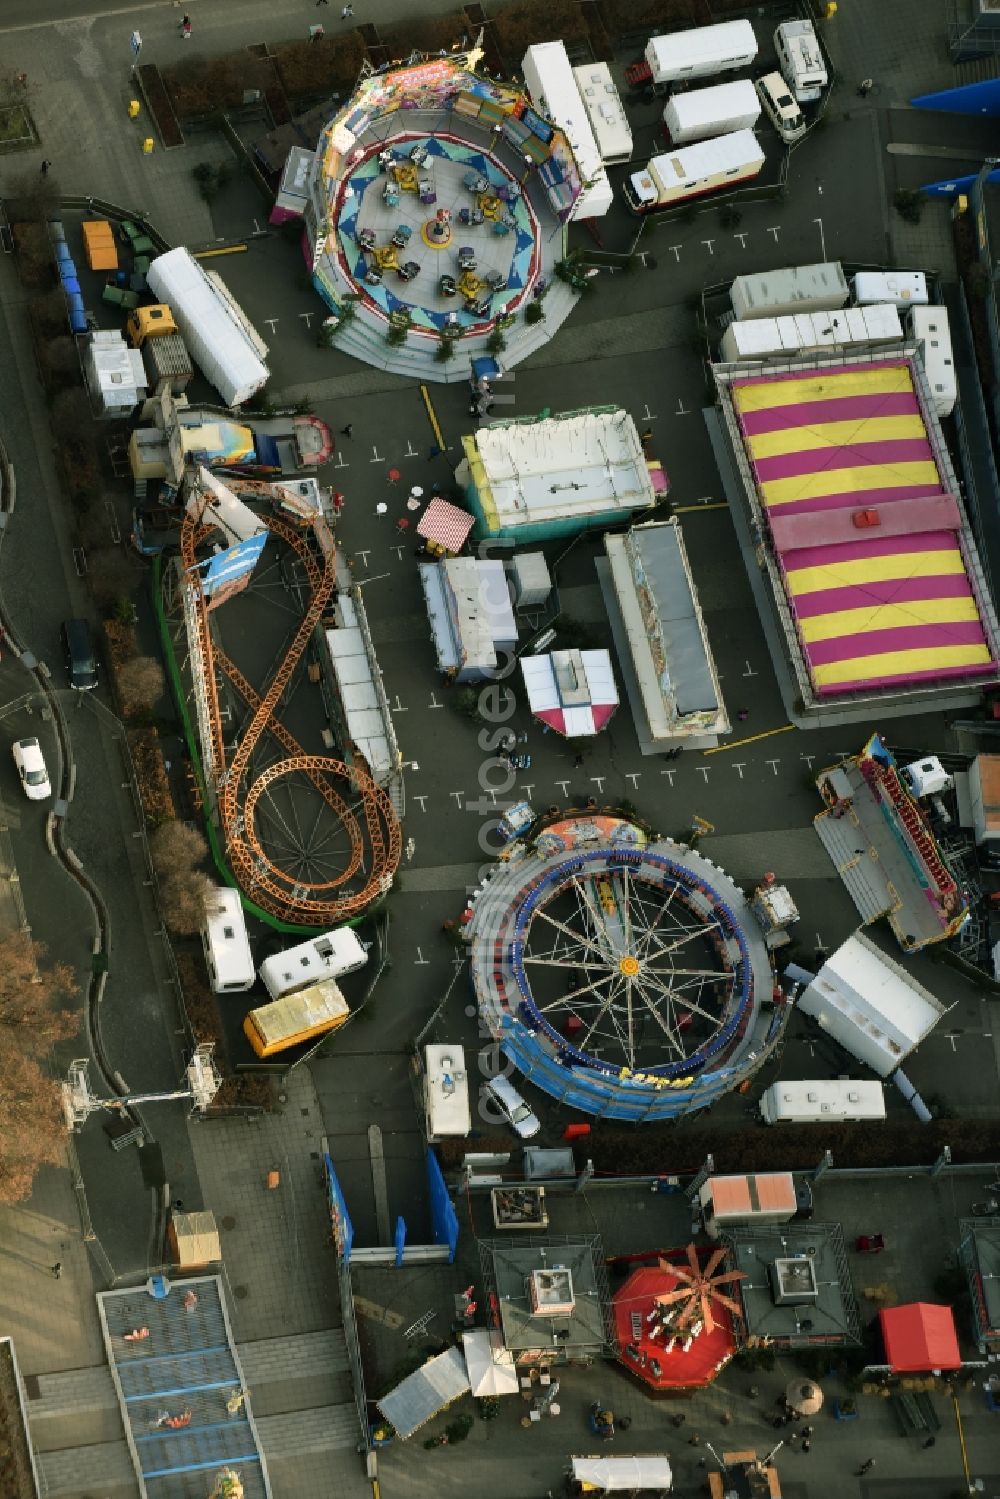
[0,1344,37,1499]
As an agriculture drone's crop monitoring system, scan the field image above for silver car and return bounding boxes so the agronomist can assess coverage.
[483,1073,540,1139]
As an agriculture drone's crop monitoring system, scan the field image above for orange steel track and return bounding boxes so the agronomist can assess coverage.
[181,479,401,924]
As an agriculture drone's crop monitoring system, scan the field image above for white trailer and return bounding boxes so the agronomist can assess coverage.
[200,886,255,994]
[645,20,757,86]
[259,925,368,999]
[521,42,613,219]
[760,1079,886,1125]
[146,247,270,407]
[719,303,902,361]
[424,1045,471,1141]
[572,62,633,164]
[626,129,765,214]
[852,270,929,308]
[662,79,760,146]
[774,19,827,103]
[907,306,956,419]
[730,262,848,320]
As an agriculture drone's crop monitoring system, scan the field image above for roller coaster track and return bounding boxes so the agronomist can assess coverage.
[180,479,401,923]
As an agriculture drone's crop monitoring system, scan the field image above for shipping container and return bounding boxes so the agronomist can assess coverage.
[662,79,760,146]
[730,262,848,320]
[645,20,757,86]
[907,305,956,419]
[244,978,349,1058]
[719,302,903,361]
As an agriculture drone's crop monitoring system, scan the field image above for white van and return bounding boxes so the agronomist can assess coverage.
[483,1073,541,1139]
[774,19,827,103]
[756,71,806,143]
[200,886,255,994]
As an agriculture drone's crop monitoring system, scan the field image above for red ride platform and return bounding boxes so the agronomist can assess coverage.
[612,1260,738,1392]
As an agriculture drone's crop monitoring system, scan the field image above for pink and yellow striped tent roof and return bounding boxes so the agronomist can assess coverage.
[731,362,995,696]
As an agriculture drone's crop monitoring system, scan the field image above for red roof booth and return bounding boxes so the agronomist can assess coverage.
[879,1302,961,1372]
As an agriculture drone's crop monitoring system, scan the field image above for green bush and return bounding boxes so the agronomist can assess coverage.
[435,336,456,362]
[893,188,924,225]
[525,300,545,324]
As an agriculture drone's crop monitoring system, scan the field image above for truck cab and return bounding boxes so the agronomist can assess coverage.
[127,303,179,347]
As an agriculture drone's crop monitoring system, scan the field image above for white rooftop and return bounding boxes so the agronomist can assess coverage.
[798,932,949,1075]
[473,410,655,527]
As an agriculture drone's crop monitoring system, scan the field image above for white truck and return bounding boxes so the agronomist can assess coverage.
[200,886,255,994]
[572,62,633,164]
[645,19,757,87]
[759,1079,886,1124]
[424,1045,471,1141]
[731,262,849,320]
[907,305,956,418]
[146,247,269,407]
[626,129,765,214]
[520,42,612,219]
[774,18,827,103]
[259,925,368,999]
[662,79,760,146]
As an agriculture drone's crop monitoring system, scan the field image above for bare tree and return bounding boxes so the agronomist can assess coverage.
[0,934,81,1204]
[159,873,214,936]
[150,821,214,934]
[150,820,209,882]
[118,655,165,717]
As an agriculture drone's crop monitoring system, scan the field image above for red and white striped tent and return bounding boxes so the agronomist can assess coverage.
[416,497,475,555]
[520,648,619,737]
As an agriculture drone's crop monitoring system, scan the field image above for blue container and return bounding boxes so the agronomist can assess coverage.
[56,242,73,263]
[68,307,88,333]
[61,276,81,296]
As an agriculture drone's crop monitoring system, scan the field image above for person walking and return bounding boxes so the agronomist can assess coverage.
[340,423,353,437]
[180,14,192,38]
[922,1436,936,1449]
[316,0,329,5]
[855,1458,875,1475]
[40,160,52,175]
[801,1439,811,1454]
[50,1261,62,1278]
[340,3,353,16]
[800,1426,814,1438]
[857,78,873,96]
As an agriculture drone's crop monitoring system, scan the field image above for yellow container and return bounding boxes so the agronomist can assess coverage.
[128,99,140,118]
[142,137,154,155]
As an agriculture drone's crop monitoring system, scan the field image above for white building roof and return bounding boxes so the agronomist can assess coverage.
[570,1457,673,1492]
[521,648,618,737]
[86,331,145,401]
[324,610,393,780]
[425,557,517,673]
[798,932,948,1074]
[472,410,655,528]
[462,1329,519,1397]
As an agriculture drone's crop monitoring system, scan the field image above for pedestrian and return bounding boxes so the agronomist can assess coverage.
[801,1439,811,1454]
[770,1416,784,1430]
[340,2,353,15]
[40,159,52,175]
[173,1198,184,1211]
[857,78,873,97]
[51,1261,62,1279]
[747,1385,759,1399]
[180,14,192,38]
[855,1458,875,1475]
[670,1413,686,1428]
[572,753,584,768]
[316,0,329,5]
[687,1433,701,1447]
[922,1436,936,1449]
[617,1417,631,1431]
[737,708,749,721]
[800,1425,813,1438]
[340,423,353,437]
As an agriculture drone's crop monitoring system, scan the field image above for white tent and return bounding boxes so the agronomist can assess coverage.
[570,1455,672,1492]
[462,1329,519,1397]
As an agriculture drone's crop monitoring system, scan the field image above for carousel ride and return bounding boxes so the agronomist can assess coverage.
[173,469,400,925]
[612,1245,744,1391]
[303,44,586,380]
[468,812,791,1119]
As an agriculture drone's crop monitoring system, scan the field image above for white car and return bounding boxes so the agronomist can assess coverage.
[12,737,51,801]
[483,1073,541,1139]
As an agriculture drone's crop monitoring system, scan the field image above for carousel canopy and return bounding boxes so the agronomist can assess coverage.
[879,1301,961,1372]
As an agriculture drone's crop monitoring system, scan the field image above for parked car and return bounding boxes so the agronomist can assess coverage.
[61,618,98,691]
[12,737,51,800]
[483,1073,541,1139]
